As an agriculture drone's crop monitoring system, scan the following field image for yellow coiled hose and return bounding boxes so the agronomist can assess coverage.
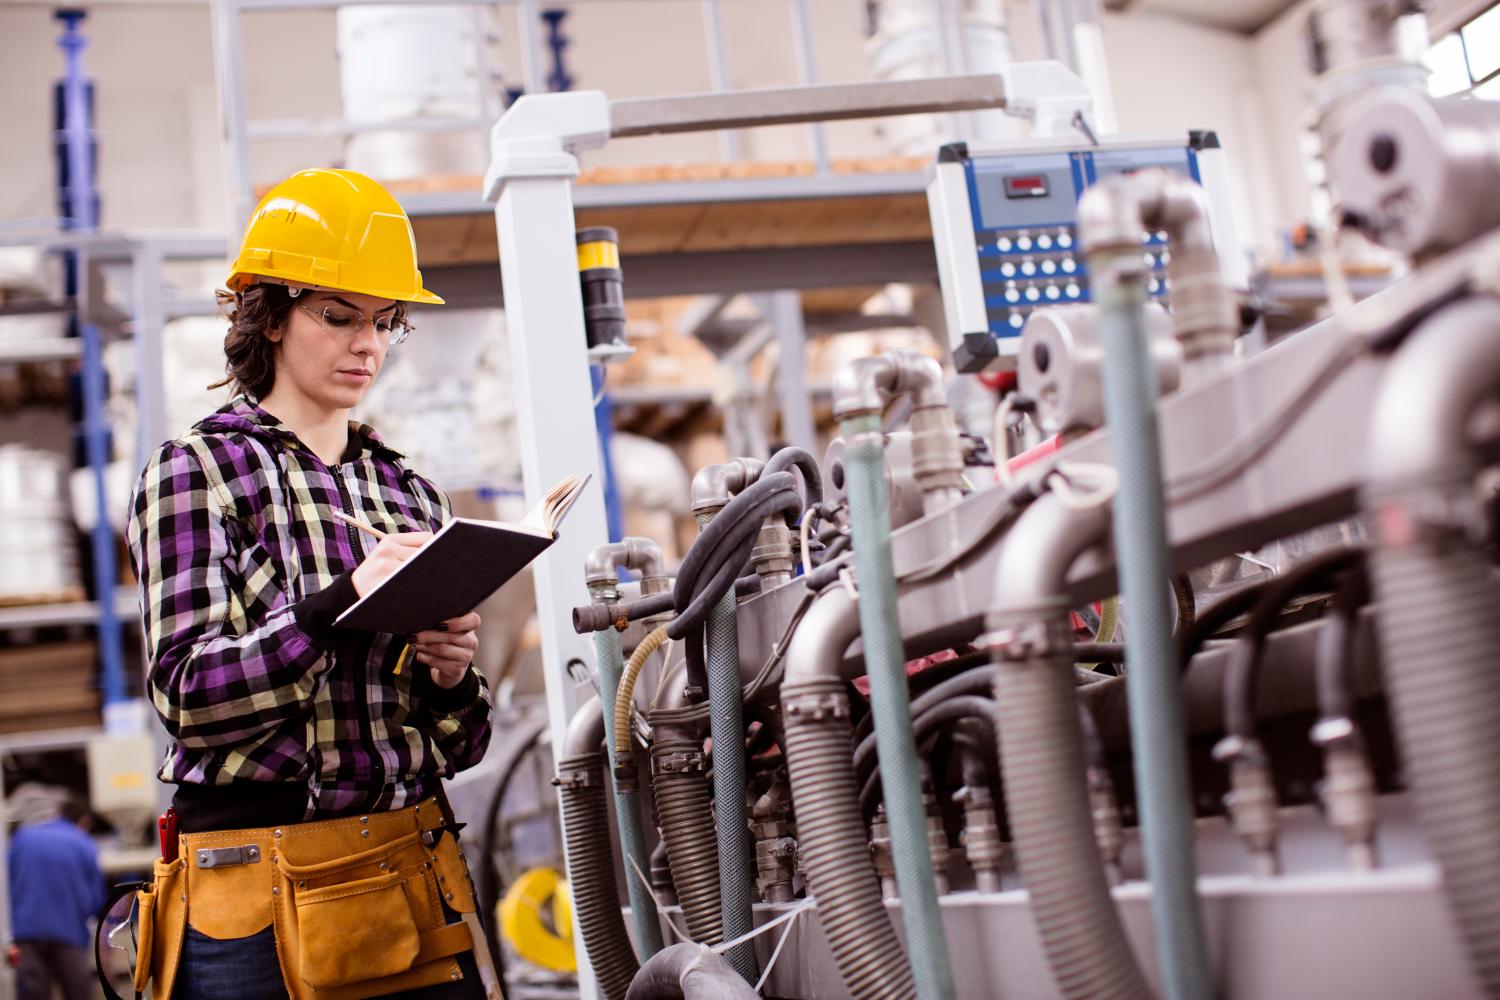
[614,624,670,758]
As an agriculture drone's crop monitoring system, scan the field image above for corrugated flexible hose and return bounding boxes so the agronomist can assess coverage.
[558,749,641,1000]
[782,677,917,1000]
[991,609,1153,1000]
[650,730,725,946]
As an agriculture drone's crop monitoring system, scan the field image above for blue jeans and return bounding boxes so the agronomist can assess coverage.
[174,916,488,999]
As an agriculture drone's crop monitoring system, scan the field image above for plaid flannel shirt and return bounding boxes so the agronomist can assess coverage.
[126,398,492,818]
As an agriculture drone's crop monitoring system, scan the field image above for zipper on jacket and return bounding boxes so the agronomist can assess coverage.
[332,466,387,807]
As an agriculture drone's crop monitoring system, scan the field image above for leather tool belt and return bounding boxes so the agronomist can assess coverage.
[132,798,479,999]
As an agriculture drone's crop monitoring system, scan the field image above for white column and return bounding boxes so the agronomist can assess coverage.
[486,90,612,1000]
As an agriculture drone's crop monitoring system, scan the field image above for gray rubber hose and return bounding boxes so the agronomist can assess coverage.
[780,586,916,1000]
[707,583,758,982]
[559,695,641,1000]
[840,411,955,1000]
[650,725,725,946]
[1095,265,1211,999]
[1364,296,1500,996]
[594,627,665,959]
[989,495,1153,1000]
[624,942,760,1000]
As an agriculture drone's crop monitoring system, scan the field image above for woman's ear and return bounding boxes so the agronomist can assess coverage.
[265,321,286,345]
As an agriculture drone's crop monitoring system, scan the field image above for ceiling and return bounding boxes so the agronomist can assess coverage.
[1104,0,1303,35]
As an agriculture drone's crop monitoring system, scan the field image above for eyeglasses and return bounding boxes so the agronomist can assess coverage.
[298,301,413,346]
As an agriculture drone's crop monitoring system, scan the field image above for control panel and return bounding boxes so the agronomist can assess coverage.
[927,132,1245,373]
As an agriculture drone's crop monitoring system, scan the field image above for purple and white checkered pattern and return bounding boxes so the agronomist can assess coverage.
[126,398,492,818]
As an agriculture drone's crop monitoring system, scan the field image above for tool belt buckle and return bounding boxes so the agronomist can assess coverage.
[193,844,262,869]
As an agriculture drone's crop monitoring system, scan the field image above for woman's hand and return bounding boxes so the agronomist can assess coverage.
[411,612,481,689]
[351,532,431,596]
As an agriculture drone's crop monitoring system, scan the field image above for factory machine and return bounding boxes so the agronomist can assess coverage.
[485,6,1500,996]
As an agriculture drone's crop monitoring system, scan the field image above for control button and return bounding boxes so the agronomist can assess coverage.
[1160,250,1172,265]
[997,237,1013,252]
[1065,282,1081,299]
[1058,232,1074,249]
[1140,231,1152,245]
[1044,284,1061,300]
[1000,262,1017,278]
[1155,230,1168,243]
[1017,235,1033,251]
[1021,260,1037,277]
[1008,313,1024,329]
[1040,259,1057,275]
[1037,234,1053,250]
[1005,287,1021,303]
[1148,277,1161,294]
[1142,252,1155,267]
[1061,257,1077,274]
[1162,278,1172,292]
[1024,286,1041,302]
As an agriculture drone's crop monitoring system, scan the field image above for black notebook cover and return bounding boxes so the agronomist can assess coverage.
[334,519,554,635]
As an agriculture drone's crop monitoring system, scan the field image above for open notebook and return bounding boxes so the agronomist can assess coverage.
[335,473,591,635]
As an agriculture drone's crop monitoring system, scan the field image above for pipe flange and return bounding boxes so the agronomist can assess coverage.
[651,750,708,776]
[783,690,850,722]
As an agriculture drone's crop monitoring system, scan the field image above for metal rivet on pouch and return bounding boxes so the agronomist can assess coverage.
[361,829,370,838]
[445,892,453,902]
[360,816,369,825]
[272,886,280,896]
[273,829,283,839]
[450,972,461,981]
[379,862,388,871]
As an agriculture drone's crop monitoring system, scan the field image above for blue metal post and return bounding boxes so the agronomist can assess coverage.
[57,9,127,708]
[592,365,623,543]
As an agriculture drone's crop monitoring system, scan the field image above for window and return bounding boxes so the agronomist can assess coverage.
[1426,3,1500,98]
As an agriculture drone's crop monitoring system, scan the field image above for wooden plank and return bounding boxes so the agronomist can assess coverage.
[0,708,101,735]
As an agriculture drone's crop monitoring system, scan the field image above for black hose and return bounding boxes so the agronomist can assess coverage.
[859,695,998,817]
[1223,547,1363,740]
[624,942,760,1000]
[764,445,824,517]
[1315,563,1370,722]
[852,666,996,782]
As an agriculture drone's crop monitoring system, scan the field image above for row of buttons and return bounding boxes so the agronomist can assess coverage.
[990,257,1079,279]
[994,231,1074,253]
[998,282,1083,304]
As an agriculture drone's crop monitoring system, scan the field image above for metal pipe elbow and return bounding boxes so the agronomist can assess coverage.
[781,585,862,687]
[564,694,607,758]
[992,493,1111,613]
[832,350,949,420]
[1078,168,1213,256]
[690,458,765,514]
[1150,172,1216,255]
[1368,296,1500,489]
[584,541,632,588]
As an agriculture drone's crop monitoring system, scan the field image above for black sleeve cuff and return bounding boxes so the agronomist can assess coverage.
[417,666,482,715]
[292,572,360,643]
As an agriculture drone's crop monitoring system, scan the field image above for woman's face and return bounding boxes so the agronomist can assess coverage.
[266,290,399,413]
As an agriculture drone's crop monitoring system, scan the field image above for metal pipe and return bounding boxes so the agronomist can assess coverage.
[988,494,1153,1000]
[585,537,670,590]
[558,695,641,1000]
[780,586,916,1000]
[624,942,758,1000]
[1363,295,1500,996]
[1080,176,1215,1000]
[835,389,956,998]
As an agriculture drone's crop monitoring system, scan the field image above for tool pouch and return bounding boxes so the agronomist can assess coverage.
[269,801,474,1000]
[112,856,187,1000]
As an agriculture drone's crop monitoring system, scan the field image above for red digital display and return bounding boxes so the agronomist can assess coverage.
[1004,174,1048,199]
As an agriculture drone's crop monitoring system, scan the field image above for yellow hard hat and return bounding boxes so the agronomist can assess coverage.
[226,168,443,305]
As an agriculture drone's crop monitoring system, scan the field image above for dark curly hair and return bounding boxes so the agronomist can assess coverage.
[209,284,408,400]
[210,283,297,400]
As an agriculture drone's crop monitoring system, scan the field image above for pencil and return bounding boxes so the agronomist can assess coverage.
[331,510,414,674]
[333,509,386,540]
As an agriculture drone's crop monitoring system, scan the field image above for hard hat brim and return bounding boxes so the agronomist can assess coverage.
[226,269,445,306]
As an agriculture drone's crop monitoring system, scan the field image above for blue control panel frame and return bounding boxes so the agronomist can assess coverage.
[930,132,1223,374]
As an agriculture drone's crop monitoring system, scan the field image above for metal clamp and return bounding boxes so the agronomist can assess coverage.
[194,844,262,869]
[651,750,707,776]
[783,689,850,722]
[553,769,603,790]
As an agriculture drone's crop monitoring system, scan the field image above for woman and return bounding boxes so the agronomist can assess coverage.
[125,168,496,999]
